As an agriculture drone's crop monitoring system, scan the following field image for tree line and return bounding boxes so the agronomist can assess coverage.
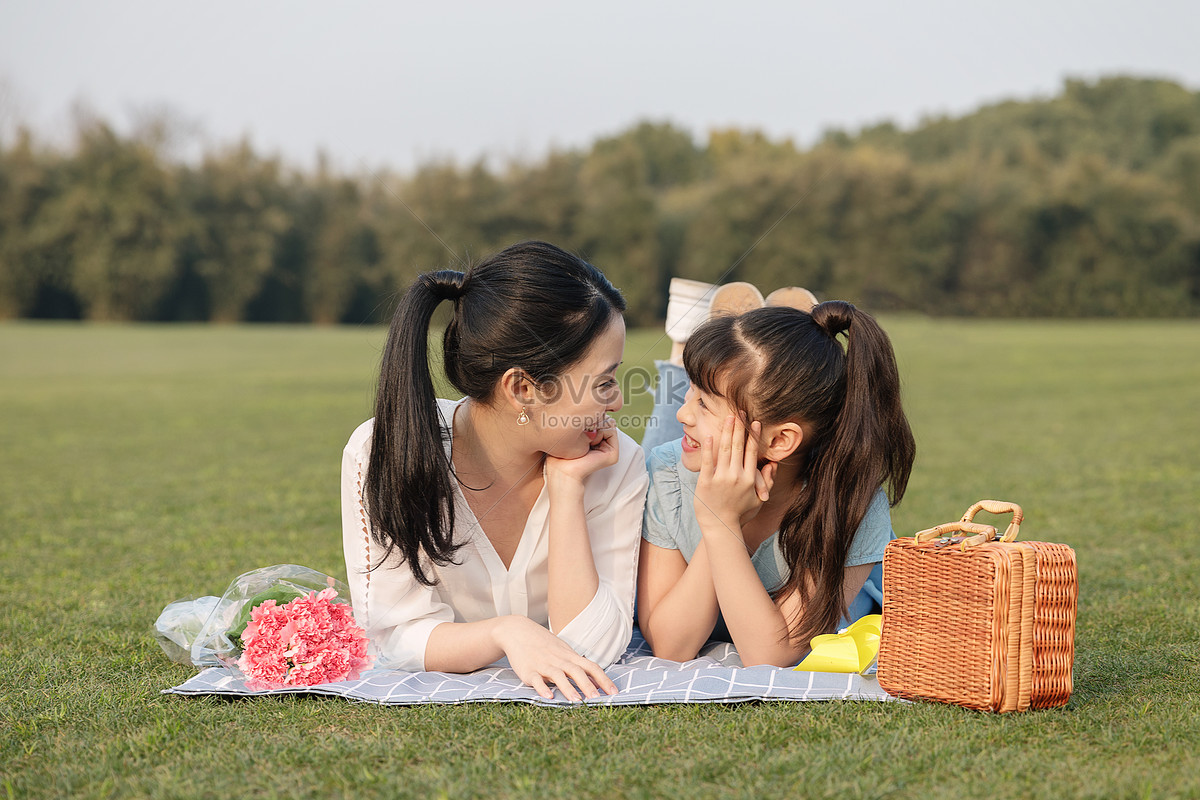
[2,75,1199,323]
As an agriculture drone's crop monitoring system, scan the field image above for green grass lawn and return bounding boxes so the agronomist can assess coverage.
[2,319,1198,799]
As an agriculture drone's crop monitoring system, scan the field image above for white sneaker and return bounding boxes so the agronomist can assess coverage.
[665,278,717,344]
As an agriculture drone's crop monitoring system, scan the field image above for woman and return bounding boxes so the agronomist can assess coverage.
[341,241,647,701]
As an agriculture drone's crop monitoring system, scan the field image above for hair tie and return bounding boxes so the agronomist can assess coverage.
[812,300,855,337]
[425,270,467,301]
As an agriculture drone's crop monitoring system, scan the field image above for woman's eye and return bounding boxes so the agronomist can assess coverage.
[697,397,707,410]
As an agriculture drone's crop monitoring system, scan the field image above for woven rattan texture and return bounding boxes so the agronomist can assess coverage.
[877,538,1076,712]
[878,542,1014,711]
[1025,542,1078,708]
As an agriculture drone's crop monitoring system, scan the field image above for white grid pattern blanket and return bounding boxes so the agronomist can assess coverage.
[164,631,895,707]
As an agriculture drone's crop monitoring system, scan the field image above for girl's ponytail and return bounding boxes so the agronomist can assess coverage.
[812,300,914,508]
[686,301,915,647]
[779,301,914,643]
[366,269,467,585]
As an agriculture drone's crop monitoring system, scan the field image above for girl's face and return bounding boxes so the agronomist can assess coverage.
[531,314,626,459]
[675,381,739,473]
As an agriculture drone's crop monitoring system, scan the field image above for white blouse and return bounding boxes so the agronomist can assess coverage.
[341,397,649,672]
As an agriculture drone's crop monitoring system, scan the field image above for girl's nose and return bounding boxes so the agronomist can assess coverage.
[676,391,693,425]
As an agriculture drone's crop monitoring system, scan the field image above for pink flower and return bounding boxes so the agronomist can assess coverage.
[236,588,372,689]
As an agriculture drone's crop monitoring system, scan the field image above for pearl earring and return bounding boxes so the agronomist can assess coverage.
[516,408,530,426]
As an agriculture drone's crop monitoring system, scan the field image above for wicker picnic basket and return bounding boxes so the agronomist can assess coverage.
[876,500,1077,712]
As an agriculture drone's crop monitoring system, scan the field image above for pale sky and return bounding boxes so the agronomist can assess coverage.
[2,0,1198,172]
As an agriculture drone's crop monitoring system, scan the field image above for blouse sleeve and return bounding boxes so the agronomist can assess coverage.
[551,431,649,668]
[340,419,455,672]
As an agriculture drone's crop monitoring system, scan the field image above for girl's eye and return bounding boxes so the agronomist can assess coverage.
[697,396,707,410]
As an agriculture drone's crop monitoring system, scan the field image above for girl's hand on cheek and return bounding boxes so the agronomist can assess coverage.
[694,417,775,537]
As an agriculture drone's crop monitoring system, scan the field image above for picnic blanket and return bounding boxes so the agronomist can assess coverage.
[163,630,895,707]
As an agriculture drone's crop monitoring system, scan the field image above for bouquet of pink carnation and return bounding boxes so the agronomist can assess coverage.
[165,565,375,686]
[236,587,372,688]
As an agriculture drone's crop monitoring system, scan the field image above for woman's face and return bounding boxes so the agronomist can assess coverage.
[675,380,739,473]
[532,314,626,459]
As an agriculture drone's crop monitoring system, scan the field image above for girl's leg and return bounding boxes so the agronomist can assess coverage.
[640,360,688,453]
[642,280,767,452]
[642,278,716,453]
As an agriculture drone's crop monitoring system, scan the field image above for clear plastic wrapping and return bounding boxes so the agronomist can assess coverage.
[153,564,350,669]
[153,595,222,666]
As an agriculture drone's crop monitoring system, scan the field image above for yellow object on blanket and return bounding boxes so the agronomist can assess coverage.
[794,615,882,674]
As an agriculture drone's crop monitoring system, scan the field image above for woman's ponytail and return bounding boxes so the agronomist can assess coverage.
[365,270,467,585]
[362,242,625,588]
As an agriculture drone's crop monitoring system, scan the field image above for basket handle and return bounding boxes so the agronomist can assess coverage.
[961,500,1023,543]
[913,521,997,549]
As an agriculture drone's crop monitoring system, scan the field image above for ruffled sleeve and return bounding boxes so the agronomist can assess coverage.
[551,430,649,667]
[640,440,686,551]
[844,488,895,567]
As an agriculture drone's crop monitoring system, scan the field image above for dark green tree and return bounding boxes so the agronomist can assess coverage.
[181,142,289,322]
[45,118,185,320]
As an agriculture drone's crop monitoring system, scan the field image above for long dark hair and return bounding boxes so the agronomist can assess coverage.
[365,241,626,585]
[683,301,915,645]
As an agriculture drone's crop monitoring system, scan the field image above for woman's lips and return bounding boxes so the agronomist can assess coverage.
[584,416,614,442]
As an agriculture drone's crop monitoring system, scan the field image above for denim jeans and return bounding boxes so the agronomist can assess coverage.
[640,361,689,452]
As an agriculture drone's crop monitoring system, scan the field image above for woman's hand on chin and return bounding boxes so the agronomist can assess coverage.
[544,416,620,487]
[492,615,617,701]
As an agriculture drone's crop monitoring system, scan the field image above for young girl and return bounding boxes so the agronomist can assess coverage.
[637,300,915,666]
[342,241,648,701]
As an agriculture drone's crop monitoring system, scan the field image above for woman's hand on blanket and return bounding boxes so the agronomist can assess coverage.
[694,416,776,538]
[494,615,618,702]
